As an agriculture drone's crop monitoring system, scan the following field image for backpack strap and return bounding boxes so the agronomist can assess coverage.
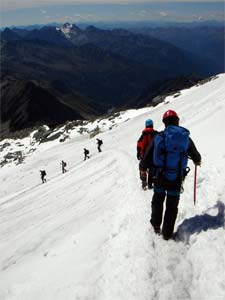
[163,131,167,172]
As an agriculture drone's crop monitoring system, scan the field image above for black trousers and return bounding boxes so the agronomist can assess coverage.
[148,171,153,188]
[150,187,180,238]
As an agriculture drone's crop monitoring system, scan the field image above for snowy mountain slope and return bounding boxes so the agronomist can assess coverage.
[0,74,225,300]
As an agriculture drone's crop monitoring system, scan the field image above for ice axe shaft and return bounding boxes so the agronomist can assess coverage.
[194,165,197,205]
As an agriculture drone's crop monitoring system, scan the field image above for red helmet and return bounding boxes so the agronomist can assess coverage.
[163,110,179,120]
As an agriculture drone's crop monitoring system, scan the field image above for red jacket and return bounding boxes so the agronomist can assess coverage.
[137,128,157,160]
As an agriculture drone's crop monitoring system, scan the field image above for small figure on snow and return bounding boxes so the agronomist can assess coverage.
[139,110,201,240]
[40,170,47,183]
[96,138,103,153]
[137,119,158,189]
[84,148,90,161]
[61,160,67,173]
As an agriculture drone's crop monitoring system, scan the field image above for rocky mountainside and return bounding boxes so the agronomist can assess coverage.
[59,24,214,77]
[131,26,225,74]
[0,78,83,135]
[1,33,151,108]
[1,23,220,134]
[126,74,203,108]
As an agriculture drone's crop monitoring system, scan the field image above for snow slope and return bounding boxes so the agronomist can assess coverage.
[0,74,225,300]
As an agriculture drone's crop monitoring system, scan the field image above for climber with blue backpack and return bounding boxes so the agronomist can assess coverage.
[139,110,201,240]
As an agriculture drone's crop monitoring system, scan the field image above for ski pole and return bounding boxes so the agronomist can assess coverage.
[194,165,197,205]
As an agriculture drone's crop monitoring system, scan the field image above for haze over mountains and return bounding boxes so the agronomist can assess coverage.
[131,26,224,74]
[1,23,224,135]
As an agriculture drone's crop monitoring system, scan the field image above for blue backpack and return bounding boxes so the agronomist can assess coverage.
[153,125,190,182]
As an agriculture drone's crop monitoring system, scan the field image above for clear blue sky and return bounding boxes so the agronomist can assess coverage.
[1,1,224,27]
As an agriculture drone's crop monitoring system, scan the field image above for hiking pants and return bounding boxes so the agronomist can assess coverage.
[148,171,153,188]
[84,154,89,160]
[150,186,180,238]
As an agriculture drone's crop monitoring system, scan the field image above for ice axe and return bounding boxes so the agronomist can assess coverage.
[194,165,197,205]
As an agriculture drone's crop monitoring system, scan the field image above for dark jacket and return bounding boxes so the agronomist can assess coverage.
[97,139,103,146]
[40,170,46,177]
[84,149,89,155]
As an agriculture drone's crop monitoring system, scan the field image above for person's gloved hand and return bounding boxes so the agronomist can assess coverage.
[137,153,143,160]
[140,169,147,182]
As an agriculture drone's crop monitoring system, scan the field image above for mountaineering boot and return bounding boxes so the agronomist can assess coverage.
[142,181,148,190]
[148,182,153,189]
[153,226,161,235]
[163,234,172,240]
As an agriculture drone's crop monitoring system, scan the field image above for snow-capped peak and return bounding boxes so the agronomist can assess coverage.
[57,23,81,39]
[60,23,73,38]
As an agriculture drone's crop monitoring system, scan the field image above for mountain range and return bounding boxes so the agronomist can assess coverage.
[1,23,224,134]
[131,26,224,74]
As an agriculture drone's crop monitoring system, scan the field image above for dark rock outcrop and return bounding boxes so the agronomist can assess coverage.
[0,78,82,134]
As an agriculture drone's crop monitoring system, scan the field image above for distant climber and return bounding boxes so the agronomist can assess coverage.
[96,138,103,152]
[137,119,158,189]
[61,160,67,173]
[84,148,90,161]
[40,170,47,183]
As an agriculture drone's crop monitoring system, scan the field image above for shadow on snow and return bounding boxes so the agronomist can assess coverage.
[175,201,225,243]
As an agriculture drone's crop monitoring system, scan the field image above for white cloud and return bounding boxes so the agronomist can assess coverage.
[130,9,152,18]
[159,11,168,17]
[192,14,204,21]
[72,13,97,21]
[73,14,86,20]
[40,9,47,14]
[138,10,147,17]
